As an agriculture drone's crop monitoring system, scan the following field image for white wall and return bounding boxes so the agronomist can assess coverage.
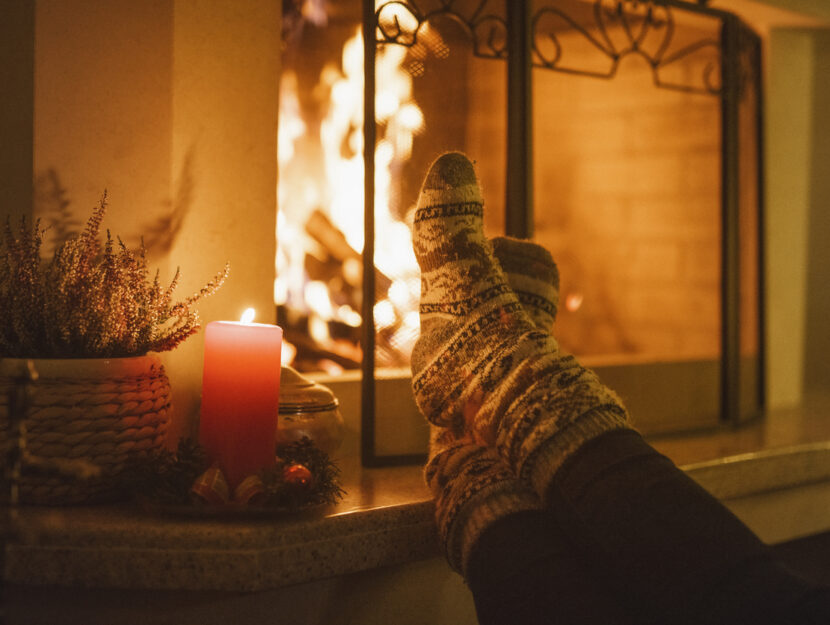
[2,0,281,442]
[765,27,830,406]
[765,29,814,407]
[164,0,281,441]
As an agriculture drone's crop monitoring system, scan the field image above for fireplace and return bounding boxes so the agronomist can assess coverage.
[277,0,764,465]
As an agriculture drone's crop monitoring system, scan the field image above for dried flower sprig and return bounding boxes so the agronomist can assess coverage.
[0,193,229,358]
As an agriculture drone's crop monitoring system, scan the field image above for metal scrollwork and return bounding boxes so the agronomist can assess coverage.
[375,0,508,60]
[375,0,723,95]
[532,0,720,94]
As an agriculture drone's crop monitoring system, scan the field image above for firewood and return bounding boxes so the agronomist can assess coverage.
[305,209,393,294]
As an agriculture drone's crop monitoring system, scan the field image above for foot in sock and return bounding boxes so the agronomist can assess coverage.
[412,152,630,498]
[424,233,562,572]
[491,236,559,332]
[424,427,539,574]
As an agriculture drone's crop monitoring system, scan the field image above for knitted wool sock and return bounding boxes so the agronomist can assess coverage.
[412,152,630,499]
[424,236,561,573]
[424,428,539,574]
[491,236,559,332]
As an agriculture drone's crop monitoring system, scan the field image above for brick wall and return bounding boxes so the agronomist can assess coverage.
[411,18,730,363]
[528,35,723,361]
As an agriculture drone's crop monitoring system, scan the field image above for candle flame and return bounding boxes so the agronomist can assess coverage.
[240,308,256,324]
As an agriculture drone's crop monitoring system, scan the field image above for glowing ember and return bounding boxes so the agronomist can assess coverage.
[565,293,584,313]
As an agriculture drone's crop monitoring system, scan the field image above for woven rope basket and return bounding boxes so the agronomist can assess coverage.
[0,355,170,505]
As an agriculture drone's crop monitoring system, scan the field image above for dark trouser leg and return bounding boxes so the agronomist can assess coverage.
[544,429,830,625]
[468,430,830,625]
[467,510,632,625]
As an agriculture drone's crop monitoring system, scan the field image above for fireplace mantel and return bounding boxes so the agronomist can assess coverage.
[6,395,830,595]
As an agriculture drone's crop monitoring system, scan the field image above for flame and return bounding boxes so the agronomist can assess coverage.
[278,71,306,165]
[404,310,420,331]
[277,3,429,369]
[240,308,256,324]
[305,281,334,321]
[309,316,330,345]
[374,300,396,330]
[337,305,362,327]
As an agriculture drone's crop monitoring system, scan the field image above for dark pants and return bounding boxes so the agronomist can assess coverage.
[468,430,830,625]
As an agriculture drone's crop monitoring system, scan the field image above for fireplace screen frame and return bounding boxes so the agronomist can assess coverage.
[357,0,765,466]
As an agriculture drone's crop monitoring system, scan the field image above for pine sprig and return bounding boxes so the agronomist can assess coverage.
[263,438,346,508]
[0,194,229,358]
[133,437,345,510]
[127,437,210,505]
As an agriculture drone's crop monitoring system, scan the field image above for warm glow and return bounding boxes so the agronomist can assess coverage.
[378,2,419,35]
[404,310,420,330]
[388,279,413,309]
[565,293,584,313]
[374,300,396,330]
[305,281,334,321]
[240,307,256,324]
[319,360,345,376]
[337,305,362,327]
[274,275,288,306]
[281,339,297,366]
[277,71,306,165]
[398,103,424,131]
[276,3,427,370]
[309,316,330,345]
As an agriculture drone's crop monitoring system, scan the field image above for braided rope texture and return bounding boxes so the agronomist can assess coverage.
[0,355,170,504]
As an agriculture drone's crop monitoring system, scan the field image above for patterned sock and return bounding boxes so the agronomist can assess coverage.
[424,427,539,574]
[424,234,561,573]
[412,152,631,501]
[491,236,559,332]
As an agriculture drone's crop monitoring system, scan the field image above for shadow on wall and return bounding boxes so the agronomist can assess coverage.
[142,146,196,256]
[32,147,196,258]
[33,168,80,250]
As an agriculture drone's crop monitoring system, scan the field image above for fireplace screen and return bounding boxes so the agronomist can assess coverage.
[278,0,764,466]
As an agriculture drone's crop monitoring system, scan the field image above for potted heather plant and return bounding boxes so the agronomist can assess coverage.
[0,195,228,504]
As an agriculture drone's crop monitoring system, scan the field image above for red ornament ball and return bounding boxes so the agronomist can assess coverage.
[283,463,313,487]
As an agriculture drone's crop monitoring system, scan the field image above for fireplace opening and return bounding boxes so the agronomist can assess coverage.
[277,0,764,466]
[277,0,510,376]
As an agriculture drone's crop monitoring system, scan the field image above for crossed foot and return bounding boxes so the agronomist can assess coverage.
[410,152,630,573]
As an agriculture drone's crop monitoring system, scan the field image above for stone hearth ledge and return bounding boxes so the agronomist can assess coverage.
[6,398,830,592]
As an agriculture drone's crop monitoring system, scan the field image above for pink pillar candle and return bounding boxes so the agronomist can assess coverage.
[200,319,283,488]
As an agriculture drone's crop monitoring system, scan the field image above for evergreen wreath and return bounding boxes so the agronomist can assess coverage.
[131,437,345,510]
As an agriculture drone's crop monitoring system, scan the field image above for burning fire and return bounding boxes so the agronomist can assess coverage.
[277,10,425,371]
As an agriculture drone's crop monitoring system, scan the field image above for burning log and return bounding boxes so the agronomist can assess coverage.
[305,209,393,296]
[274,208,420,373]
[277,305,362,372]
[277,298,415,373]
[285,331,361,371]
[304,252,357,309]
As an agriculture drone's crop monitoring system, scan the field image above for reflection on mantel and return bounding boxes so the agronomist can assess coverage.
[651,391,830,466]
